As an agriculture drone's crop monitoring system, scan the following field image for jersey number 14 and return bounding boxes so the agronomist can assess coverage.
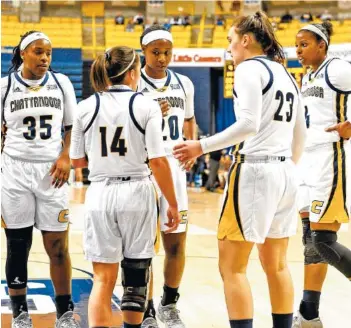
[99,126,127,157]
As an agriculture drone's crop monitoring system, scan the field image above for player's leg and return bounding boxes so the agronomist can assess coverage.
[219,239,254,327]
[298,211,327,323]
[119,178,158,327]
[157,164,188,327]
[89,262,119,327]
[257,238,294,328]
[41,230,74,316]
[142,215,160,327]
[310,221,351,278]
[217,161,268,328]
[82,181,123,327]
[294,150,328,326]
[1,154,36,327]
[156,230,187,326]
[35,167,77,326]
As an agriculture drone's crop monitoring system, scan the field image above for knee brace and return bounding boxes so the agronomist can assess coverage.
[121,257,151,313]
[5,226,33,289]
[312,230,351,279]
[302,219,325,265]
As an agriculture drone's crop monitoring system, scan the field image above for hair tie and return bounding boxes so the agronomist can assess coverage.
[105,51,111,61]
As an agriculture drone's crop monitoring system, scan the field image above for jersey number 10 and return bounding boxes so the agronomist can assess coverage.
[162,115,179,141]
[99,126,127,157]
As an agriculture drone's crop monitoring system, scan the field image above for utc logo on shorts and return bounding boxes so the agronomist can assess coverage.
[58,209,69,223]
[180,211,188,224]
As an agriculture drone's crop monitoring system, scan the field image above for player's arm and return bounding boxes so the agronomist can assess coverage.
[182,77,197,170]
[292,94,307,164]
[183,77,197,140]
[174,63,262,161]
[324,60,351,140]
[50,74,78,188]
[70,105,88,168]
[144,101,180,233]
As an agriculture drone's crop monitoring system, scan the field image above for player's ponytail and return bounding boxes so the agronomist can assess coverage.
[233,11,285,63]
[90,46,140,92]
[9,30,39,72]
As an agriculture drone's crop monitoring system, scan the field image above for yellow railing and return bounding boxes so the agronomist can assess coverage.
[81,16,105,59]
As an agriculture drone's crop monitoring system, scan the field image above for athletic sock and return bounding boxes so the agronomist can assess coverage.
[55,294,74,318]
[10,295,28,318]
[143,298,156,319]
[229,319,253,328]
[272,313,293,328]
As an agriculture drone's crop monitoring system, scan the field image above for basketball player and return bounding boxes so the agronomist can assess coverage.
[138,26,196,328]
[174,12,307,328]
[293,22,351,328]
[1,31,80,327]
[69,46,180,328]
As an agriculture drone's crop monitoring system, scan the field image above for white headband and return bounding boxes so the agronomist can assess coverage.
[300,25,329,45]
[141,30,173,46]
[20,32,51,51]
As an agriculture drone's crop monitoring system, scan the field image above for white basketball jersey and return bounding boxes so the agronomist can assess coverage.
[1,71,75,161]
[301,57,351,149]
[138,68,194,155]
[70,87,165,182]
[233,57,301,157]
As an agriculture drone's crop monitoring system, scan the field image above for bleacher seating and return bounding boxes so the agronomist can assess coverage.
[104,19,192,49]
[212,19,351,48]
[1,16,82,48]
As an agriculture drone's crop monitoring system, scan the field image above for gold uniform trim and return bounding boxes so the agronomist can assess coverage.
[218,162,245,241]
[1,215,7,228]
[58,209,70,223]
[153,184,161,254]
[320,141,349,223]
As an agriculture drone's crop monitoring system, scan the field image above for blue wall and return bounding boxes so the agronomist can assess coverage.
[1,48,83,101]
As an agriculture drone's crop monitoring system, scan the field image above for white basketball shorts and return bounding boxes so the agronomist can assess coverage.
[83,176,158,263]
[1,153,69,231]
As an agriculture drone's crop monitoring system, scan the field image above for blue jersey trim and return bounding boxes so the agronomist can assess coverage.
[129,92,145,134]
[84,93,100,133]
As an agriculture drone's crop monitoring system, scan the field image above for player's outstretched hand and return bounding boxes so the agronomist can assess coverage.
[173,141,203,164]
[325,121,351,139]
[158,99,170,117]
[165,205,181,234]
[50,153,71,188]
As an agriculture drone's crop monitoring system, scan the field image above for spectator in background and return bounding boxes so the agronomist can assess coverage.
[300,12,313,22]
[205,149,222,192]
[320,9,333,21]
[133,12,144,25]
[170,16,183,25]
[216,15,225,26]
[280,10,293,23]
[114,11,124,25]
[126,18,134,32]
[163,18,171,30]
[183,15,192,26]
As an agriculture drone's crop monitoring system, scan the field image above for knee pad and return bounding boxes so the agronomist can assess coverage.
[302,219,325,265]
[312,230,351,279]
[5,226,33,289]
[121,257,151,313]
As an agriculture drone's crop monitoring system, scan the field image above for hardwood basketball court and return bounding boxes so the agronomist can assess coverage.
[1,187,350,327]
